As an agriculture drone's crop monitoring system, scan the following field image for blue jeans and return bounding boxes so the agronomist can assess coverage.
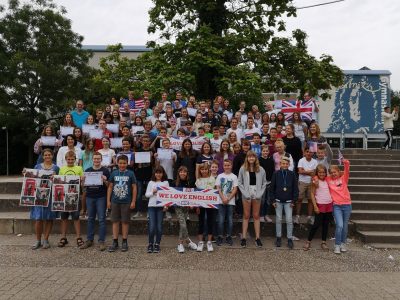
[218,204,233,237]
[275,202,293,239]
[136,180,148,212]
[333,204,352,246]
[86,196,106,242]
[148,207,164,244]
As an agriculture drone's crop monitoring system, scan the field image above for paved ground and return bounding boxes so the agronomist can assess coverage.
[0,235,400,299]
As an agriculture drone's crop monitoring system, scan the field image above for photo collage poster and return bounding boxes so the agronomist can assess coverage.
[20,169,54,207]
[51,175,81,212]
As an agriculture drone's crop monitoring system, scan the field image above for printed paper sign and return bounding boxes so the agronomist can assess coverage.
[20,169,54,207]
[51,175,80,212]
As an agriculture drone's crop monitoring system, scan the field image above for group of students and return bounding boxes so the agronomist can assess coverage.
[29,91,352,254]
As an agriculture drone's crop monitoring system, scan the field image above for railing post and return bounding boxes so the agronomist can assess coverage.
[340,129,345,150]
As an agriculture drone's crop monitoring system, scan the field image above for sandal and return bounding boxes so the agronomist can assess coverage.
[303,241,311,251]
[321,242,329,251]
[58,237,68,248]
[76,237,84,247]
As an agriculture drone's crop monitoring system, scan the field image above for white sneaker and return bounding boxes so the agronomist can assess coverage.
[132,212,142,218]
[340,243,348,252]
[264,216,273,223]
[188,239,197,250]
[177,243,185,253]
[334,245,341,254]
[166,211,172,220]
[197,241,204,252]
[207,241,214,252]
[292,235,300,241]
[293,215,300,224]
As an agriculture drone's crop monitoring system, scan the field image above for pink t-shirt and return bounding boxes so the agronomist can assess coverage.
[326,160,351,205]
[314,179,332,205]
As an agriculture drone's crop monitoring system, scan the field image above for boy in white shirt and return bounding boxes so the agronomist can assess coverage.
[210,127,223,153]
[215,160,238,246]
[294,147,318,225]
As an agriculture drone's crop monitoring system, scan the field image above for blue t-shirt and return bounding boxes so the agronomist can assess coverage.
[71,110,89,128]
[109,169,137,204]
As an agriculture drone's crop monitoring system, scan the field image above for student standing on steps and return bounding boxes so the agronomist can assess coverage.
[382,105,399,150]
[57,151,84,248]
[80,152,110,251]
[173,166,198,253]
[270,155,299,249]
[107,155,137,252]
[303,164,333,251]
[326,159,352,254]
[145,166,169,254]
[294,146,318,226]
[195,163,217,252]
[238,151,267,248]
[215,159,238,247]
[28,148,59,250]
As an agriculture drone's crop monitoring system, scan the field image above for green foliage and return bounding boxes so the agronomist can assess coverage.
[391,92,400,135]
[95,0,343,107]
[0,0,93,171]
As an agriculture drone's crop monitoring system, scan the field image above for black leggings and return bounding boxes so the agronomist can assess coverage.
[308,212,332,242]
[198,208,216,235]
[384,129,393,148]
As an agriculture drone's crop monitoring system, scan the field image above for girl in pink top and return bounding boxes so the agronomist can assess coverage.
[303,164,333,251]
[326,159,351,254]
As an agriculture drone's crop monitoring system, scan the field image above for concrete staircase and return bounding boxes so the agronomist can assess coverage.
[340,149,400,249]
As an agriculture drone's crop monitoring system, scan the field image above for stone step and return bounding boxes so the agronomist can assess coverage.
[352,220,400,232]
[0,182,22,194]
[352,200,400,210]
[348,184,400,193]
[351,210,400,221]
[350,165,400,171]
[350,171,400,178]
[0,194,29,212]
[0,212,328,237]
[349,178,400,185]
[346,159,400,166]
[350,192,399,201]
[342,154,400,160]
[335,149,400,155]
[365,243,400,249]
[357,231,400,244]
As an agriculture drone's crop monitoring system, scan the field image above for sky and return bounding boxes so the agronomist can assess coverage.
[3,0,400,90]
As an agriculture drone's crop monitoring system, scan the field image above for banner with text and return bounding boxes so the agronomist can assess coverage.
[156,186,219,208]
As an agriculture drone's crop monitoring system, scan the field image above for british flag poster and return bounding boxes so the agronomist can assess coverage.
[275,99,313,122]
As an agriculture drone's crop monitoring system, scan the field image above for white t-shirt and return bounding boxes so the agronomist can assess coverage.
[210,138,223,153]
[226,128,243,140]
[215,172,238,205]
[56,146,82,168]
[156,151,177,180]
[145,180,170,207]
[243,127,261,141]
[98,148,116,167]
[298,157,318,183]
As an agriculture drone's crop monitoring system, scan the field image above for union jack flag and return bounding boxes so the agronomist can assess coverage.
[119,99,145,114]
[280,99,313,122]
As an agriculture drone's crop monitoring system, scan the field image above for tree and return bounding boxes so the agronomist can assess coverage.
[139,0,343,103]
[0,0,93,171]
[391,91,400,136]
